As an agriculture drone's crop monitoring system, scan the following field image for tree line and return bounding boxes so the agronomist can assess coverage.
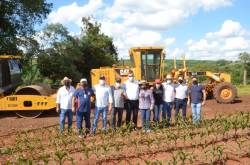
[0,0,249,86]
[0,1,117,86]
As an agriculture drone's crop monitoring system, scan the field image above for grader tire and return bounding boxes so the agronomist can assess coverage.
[213,82,237,104]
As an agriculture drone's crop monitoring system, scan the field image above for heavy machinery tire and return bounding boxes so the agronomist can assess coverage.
[213,82,237,104]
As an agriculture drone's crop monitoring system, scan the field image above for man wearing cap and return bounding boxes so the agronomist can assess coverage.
[92,75,113,134]
[162,75,175,127]
[174,76,189,121]
[188,77,206,124]
[153,79,164,126]
[56,77,76,133]
[110,78,127,130]
[72,78,93,138]
[124,72,140,128]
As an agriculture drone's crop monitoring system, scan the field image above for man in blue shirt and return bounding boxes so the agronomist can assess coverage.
[72,78,93,138]
[188,77,206,124]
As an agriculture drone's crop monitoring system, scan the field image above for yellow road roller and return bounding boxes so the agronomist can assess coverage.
[0,55,56,118]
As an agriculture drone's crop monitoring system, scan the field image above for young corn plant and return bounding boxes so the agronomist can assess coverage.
[81,141,90,160]
[39,153,50,165]
[67,156,75,165]
[131,139,140,156]
[54,149,67,165]
[170,152,179,165]
[221,119,230,141]
[235,138,244,158]
[231,117,240,139]
[177,150,189,165]
[145,137,154,152]
[93,145,100,161]
[216,145,225,163]
[102,143,110,160]
[1,147,13,156]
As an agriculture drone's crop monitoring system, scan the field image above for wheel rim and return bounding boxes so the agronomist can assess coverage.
[220,88,233,100]
[16,110,43,118]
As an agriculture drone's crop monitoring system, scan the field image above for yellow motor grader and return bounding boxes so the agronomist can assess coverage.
[91,46,237,104]
[169,55,237,103]
[0,54,56,118]
[91,46,166,86]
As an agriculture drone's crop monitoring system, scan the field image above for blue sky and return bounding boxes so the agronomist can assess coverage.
[43,0,250,60]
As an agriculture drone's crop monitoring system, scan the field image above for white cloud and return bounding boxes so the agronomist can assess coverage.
[48,0,103,26]
[222,37,249,51]
[47,0,238,59]
[183,20,250,60]
[164,37,176,46]
[104,0,232,30]
[206,20,248,39]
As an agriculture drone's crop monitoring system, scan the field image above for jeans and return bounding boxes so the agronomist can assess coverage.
[140,109,151,130]
[92,106,108,133]
[76,110,91,134]
[175,98,187,120]
[153,104,163,122]
[191,103,202,123]
[162,102,173,127]
[59,109,73,132]
[111,107,123,129]
[126,100,139,127]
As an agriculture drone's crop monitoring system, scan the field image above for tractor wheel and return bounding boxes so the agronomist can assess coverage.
[213,82,237,104]
[16,110,43,118]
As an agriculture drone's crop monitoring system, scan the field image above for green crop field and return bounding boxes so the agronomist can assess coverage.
[237,85,250,96]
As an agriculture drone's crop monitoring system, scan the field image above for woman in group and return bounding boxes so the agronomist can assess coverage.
[139,80,155,133]
[152,79,164,127]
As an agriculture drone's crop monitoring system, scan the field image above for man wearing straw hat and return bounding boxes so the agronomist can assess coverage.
[56,77,75,133]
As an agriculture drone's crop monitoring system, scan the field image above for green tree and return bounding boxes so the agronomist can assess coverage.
[0,0,52,50]
[37,18,118,85]
[239,52,250,85]
[37,24,81,84]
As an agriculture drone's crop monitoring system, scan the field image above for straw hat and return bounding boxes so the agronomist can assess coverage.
[140,80,148,85]
[61,77,72,84]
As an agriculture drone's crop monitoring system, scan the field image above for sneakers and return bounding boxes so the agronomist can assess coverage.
[142,129,151,133]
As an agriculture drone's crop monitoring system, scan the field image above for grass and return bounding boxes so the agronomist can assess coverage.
[237,85,250,96]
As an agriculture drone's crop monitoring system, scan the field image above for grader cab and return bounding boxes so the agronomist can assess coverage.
[91,46,165,86]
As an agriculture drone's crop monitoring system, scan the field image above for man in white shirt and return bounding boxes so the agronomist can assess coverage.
[56,77,75,133]
[175,76,188,121]
[124,72,139,128]
[92,75,113,134]
[162,75,175,127]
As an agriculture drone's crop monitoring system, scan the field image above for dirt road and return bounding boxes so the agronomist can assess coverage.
[0,95,249,136]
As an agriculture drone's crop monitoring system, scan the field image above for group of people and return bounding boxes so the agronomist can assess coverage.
[56,73,206,138]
